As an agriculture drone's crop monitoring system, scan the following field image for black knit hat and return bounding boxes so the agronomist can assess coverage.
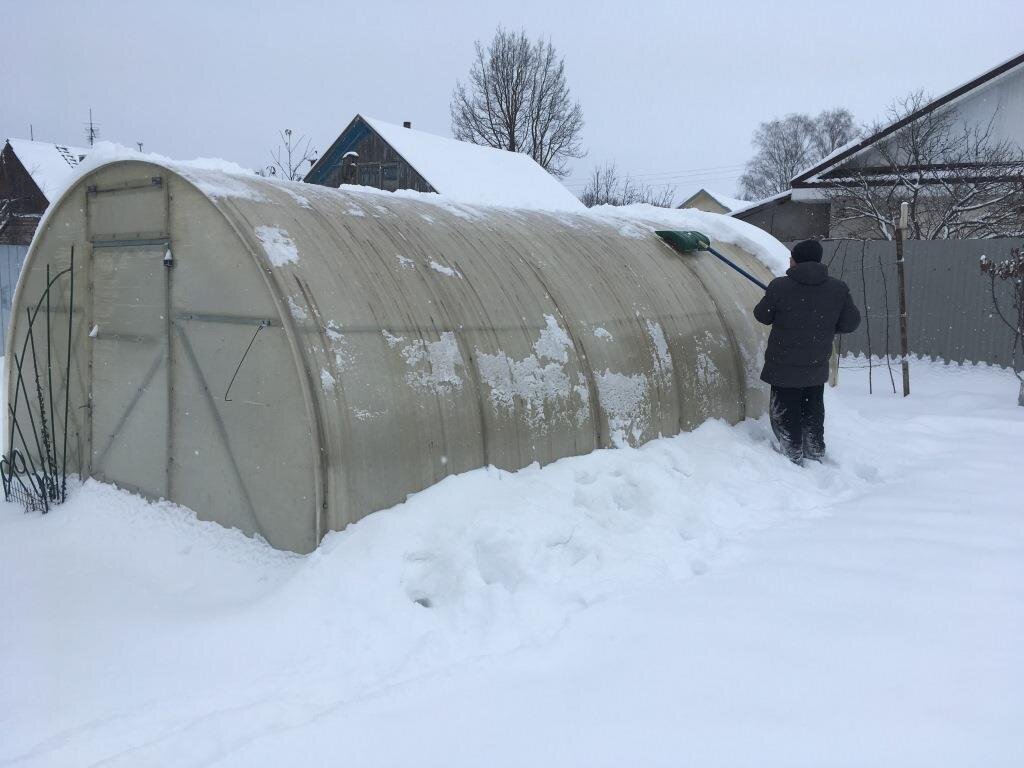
[791,240,823,263]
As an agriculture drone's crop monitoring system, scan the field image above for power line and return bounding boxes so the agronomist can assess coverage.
[562,170,746,190]
[564,161,746,181]
[562,161,747,185]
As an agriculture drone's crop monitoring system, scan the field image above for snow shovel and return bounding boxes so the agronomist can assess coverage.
[655,230,768,291]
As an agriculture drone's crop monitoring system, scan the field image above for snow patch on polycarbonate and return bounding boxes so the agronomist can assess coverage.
[429,261,463,279]
[692,331,724,415]
[614,221,648,240]
[325,322,352,370]
[320,368,336,393]
[476,314,583,428]
[593,326,613,341]
[436,200,483,221]
[534,315,572,363]
[695,331,722,387]
[594,370,650,447]
[395,255,415,270]
[255,226,299,266]
[281,186,312,208]
[645,320,673,386]
[352,407,386,421]
[178,167,268,202]
[574,372,591,427]
[383,330,465,393]
[286,296,308,322]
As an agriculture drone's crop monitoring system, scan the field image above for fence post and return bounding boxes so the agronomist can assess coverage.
[895,202,911,397]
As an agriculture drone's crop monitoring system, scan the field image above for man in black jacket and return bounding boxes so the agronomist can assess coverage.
[754,240,861,464]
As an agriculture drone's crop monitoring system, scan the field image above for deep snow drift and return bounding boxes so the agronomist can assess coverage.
[1,359,1022,767]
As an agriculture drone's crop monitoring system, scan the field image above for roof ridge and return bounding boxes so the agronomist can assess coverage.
[792,49,1024,186]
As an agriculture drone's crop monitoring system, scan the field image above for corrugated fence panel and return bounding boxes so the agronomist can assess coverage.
[793,239,1020,370]
[0,244,29,354]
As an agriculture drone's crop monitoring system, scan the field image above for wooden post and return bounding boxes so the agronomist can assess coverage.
[828,338,839,388]
[895,202,911,397]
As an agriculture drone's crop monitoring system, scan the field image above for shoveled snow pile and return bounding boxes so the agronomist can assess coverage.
[2,358,1021,767]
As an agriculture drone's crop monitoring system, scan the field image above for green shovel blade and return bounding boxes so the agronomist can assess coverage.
[654,230,711,253]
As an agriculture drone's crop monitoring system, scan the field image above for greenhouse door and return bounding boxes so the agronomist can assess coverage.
[86,176,171,498]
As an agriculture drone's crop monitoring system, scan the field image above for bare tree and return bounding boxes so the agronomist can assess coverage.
[579,161,675,208]
[980,247,1024,405]
[264,129,317,181]
[739,109,857,199]
[823,93,1024,240]
[451,27,585,178]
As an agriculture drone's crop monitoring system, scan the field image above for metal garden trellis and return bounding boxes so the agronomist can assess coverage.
[1,246,75,511]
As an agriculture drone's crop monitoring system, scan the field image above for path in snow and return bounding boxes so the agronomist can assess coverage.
[1,359,1022,767]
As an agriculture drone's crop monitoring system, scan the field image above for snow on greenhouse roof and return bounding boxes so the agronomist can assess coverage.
[360,116,584,212]
[5,138,89,201]
[584,203,790,276]
[51,143,788,277]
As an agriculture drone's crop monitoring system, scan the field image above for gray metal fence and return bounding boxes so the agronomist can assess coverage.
[2,238,1020,367]
[792,239,1021,371]
[0,244,29,355]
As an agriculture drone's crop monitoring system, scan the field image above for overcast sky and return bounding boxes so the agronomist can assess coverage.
[2,0,1021,203]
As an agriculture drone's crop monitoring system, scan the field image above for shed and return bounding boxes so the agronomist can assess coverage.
[677,189,749,214]
[5,159,772,553]
[1,140,90,353]
[731,191,831,242]
[1,139,89,245]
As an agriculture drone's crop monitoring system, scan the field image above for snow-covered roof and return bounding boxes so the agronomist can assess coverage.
[792,49,1024,186]
[677,188,749,213]
[729,189,794,217]
[356,116,584,212]
[5,138,89,202]
[704,190,749,212]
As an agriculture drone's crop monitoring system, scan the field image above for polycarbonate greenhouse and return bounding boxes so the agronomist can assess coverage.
[4,159,772,552]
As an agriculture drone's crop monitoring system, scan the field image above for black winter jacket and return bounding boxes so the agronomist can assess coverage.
[753,261,861,388]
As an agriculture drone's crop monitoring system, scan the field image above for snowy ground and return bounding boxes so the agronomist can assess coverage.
[1,359,1022,767]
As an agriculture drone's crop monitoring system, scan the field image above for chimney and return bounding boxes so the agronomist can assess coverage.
[403,121,412,129]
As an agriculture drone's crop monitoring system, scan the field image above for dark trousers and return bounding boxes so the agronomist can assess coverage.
[769,385,825,464]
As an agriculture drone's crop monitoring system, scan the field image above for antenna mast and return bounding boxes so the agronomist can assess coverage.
[85,109,99,146]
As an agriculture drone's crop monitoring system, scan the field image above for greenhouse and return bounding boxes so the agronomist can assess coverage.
[4,159,773,552]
